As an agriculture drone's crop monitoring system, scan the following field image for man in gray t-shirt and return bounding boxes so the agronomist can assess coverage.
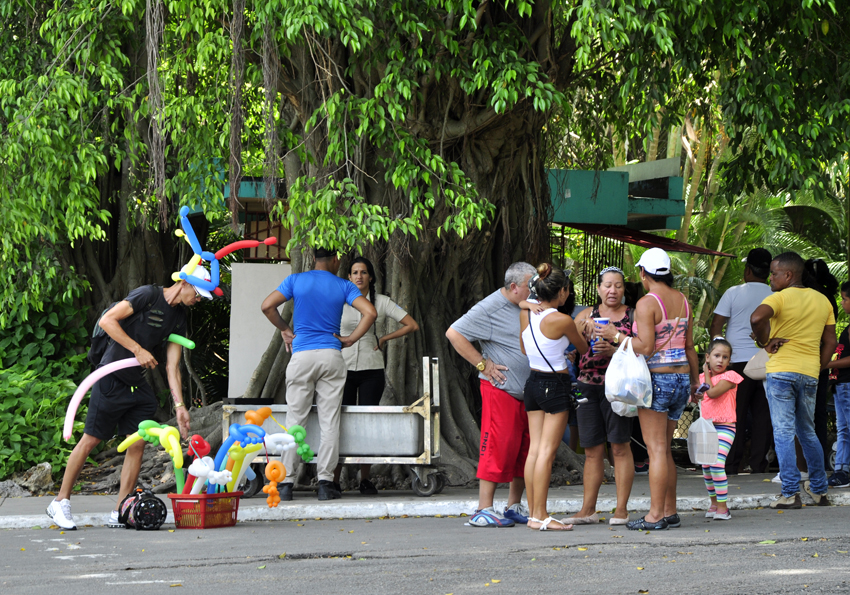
[447,262,535,527]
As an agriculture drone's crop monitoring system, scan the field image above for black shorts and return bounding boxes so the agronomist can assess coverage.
[575,382,633,448]
[524,371,573,415]
[342,369,386,406]
[84,372,158,440]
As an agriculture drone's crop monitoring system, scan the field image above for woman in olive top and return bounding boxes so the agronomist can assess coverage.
[333,257,419,494]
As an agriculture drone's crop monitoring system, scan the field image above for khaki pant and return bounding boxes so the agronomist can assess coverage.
[282,349,346,483]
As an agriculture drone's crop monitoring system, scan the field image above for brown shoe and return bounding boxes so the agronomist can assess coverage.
[803,481,831,506]
[769,493,802,509]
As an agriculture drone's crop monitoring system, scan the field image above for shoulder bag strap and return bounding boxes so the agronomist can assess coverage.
[528,314,570,392]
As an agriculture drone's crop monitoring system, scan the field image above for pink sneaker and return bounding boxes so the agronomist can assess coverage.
[714,510,732,521]
[705,505,717,519]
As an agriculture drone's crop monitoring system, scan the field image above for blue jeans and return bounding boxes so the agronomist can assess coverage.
[835,383,850,472]
[765,372,828,496]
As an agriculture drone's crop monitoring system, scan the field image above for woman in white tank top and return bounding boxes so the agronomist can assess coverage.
[519,264,588,531]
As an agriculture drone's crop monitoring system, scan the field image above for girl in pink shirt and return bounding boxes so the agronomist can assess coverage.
[694,337,744,521]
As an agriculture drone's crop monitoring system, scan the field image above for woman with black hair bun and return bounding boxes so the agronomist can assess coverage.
[626,248,699,531]
[519,263,588,531]
[334,256,419,495]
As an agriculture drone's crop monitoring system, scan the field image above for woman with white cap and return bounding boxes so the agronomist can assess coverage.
[623,248,698,531]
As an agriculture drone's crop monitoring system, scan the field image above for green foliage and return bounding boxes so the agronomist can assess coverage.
[0,302,90,479]
[0,355,89,479]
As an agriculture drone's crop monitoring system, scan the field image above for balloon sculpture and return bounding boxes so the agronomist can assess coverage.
[263,461,286,508]
[118,421,186,492]
[187,456,231,494]
[171,205,278,298]
[181,435,212,494]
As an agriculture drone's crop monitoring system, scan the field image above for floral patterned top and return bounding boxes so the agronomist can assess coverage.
[577,306,634,385]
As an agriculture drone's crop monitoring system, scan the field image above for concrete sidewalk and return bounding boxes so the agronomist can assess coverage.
[2,471,848,529]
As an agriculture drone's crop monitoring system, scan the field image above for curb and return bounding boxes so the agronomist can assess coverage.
[4,491,847,530]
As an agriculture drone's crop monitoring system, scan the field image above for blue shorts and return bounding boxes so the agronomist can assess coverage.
[649,373,690,421]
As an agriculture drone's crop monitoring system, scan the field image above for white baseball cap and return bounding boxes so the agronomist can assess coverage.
[186,266,213,299]
[636,248,671,275]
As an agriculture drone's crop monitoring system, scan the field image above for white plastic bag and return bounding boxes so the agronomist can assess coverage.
[687,404,719,466]
[611,401,639,418]
[605,338,653,408]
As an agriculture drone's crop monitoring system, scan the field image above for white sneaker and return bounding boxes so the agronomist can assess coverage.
[106,509,125,528]
[771,471,808,483]
[46,499,76,530]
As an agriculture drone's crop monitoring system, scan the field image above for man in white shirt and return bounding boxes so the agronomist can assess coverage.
[709,248,773,474]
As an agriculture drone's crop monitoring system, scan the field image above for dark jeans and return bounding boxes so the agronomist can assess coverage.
[726,361,773,473]
[815,369,830,469]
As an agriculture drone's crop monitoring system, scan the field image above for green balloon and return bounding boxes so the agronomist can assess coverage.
[167,334,195,349]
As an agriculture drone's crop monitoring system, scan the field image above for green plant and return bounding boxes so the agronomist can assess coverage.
[0,355,89,479]
[0,302,91,479]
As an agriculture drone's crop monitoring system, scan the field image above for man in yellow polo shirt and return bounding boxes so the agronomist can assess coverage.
[751,252,836,509]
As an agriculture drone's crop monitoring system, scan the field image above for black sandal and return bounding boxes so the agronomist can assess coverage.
[626,516,669,531]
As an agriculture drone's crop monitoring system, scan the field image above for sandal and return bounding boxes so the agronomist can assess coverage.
[531,517,573,531]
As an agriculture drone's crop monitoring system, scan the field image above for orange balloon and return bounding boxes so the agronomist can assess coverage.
[244,407,272,427]
[265,460,286,483]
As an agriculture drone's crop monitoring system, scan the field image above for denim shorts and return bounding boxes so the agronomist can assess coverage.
[649,373,690,421]
[524,371,573,415]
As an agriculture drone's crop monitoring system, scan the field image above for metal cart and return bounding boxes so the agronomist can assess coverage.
[221,357,443,497]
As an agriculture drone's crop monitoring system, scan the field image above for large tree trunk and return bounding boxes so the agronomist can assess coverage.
[239,26,589,485]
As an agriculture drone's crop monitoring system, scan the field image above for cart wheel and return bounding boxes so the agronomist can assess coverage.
[412,474,440,497]
[434,474,446,495]
[829,449,836,472]
[238,469,263,498]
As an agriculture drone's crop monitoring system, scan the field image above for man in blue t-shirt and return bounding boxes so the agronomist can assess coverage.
[262,247,377,501]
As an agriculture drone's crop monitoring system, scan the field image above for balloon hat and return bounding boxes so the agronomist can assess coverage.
[171,205,278,298]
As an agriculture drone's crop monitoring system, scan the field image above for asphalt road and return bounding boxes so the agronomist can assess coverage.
[4,507,850,594]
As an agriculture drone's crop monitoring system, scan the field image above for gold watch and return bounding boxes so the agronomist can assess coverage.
[476,358,487,372]
[174,402,185,409]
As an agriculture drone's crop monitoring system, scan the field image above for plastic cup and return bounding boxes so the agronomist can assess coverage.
[591,318,610,353]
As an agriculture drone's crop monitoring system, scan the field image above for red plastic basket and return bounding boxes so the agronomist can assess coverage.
[167,491,243,529]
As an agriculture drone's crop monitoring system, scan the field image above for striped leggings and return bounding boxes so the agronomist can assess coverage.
[702,423,736,503]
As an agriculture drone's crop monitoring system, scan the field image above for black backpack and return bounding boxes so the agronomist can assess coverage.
[87,298,154,366]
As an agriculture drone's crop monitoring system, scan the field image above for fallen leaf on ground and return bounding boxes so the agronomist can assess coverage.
[759,540,776,544]
[577,547,587,551]
[491,580,501,583]
[257,565,266,569]
[637,567,644,570]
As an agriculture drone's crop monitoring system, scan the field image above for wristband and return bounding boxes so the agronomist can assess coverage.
[174,402,185,409]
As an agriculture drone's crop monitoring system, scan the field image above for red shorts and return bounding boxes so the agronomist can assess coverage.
[477,380,530,483]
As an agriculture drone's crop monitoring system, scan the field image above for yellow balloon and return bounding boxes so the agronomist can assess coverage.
[117,433,142,452]
[226,443,263,492]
